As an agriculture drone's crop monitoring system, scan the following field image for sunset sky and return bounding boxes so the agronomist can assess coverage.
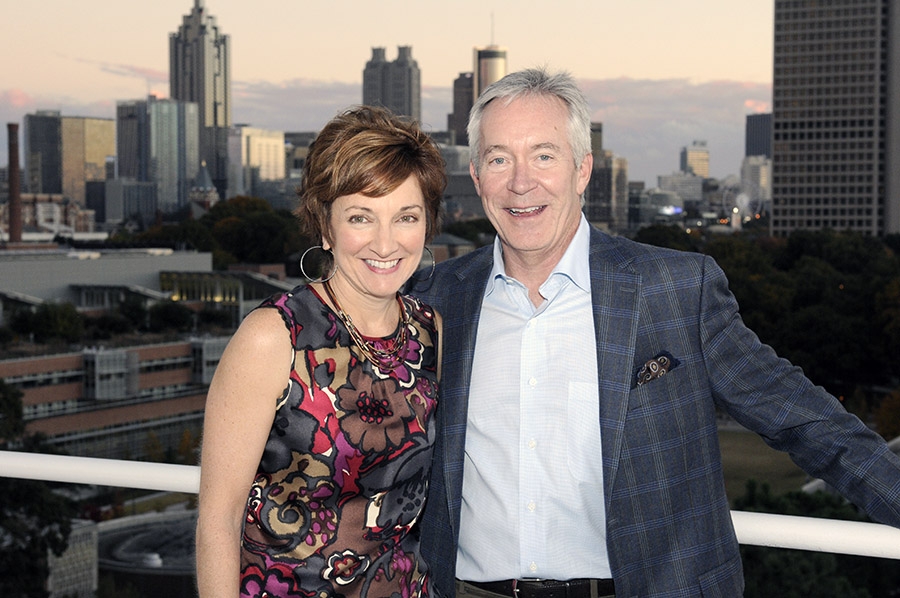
[1,0,774,185]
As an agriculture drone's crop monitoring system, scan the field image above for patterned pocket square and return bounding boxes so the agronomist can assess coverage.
[636,351,680,386]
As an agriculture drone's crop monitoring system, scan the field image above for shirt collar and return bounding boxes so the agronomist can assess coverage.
[486,214,592,296]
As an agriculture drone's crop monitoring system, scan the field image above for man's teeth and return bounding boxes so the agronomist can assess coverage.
[508,206,542,215]
[366,259,399,269]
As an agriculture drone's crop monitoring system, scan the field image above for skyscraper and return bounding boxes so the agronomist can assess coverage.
[23,111,114,206]
[61,117,115,206]
[227,126,286,199]
[474,45,507,100]
[745,113,772,159]
[771,0,900,236]
[117,96,200,213]
[170,0,231,199]
[680,141,709,178]
[23,111,62,195]
[362,46,421,122]
[448,72,474,146]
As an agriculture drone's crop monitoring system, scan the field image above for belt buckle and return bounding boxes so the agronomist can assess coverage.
[512,578,547,598]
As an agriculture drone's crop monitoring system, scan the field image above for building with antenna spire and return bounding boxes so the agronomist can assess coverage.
[169,0,232,200]
[473,45,507,101]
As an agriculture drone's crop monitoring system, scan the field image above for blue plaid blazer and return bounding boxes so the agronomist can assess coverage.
[409,226,900,598]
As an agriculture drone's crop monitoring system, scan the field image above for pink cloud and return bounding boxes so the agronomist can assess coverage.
[744,99,771,113]
[1,89,36,109]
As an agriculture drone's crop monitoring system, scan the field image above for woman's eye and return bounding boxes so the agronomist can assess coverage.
[399,214,419,223]
[349,215,367,224]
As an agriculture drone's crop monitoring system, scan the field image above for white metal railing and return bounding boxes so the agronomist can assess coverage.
[2,450,900,559]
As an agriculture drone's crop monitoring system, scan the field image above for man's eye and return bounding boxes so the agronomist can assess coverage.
[489,157,506,165]
[538,154,553,161]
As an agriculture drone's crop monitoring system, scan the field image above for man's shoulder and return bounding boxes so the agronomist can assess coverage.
[590,229,709,273]
[407,245,493,307]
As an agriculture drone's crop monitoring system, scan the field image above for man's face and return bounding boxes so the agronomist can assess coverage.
[471,94,592,267]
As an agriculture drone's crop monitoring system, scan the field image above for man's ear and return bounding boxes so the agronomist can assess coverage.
[469,161,482,196]
[576,152,593,196]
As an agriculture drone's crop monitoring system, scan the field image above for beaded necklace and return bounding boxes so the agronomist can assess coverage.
[322,280,410,369]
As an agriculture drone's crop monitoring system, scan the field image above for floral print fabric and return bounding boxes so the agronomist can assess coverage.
[239,285,439,598]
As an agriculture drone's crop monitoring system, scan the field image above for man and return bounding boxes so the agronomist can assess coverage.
[409,68,900,597]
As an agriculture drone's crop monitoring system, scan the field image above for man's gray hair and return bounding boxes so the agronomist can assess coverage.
[467,68,592,174]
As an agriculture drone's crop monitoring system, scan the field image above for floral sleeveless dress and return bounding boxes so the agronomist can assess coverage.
[239,284,439,598]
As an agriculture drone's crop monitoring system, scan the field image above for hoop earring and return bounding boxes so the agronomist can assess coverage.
[300,246,336,283]
[411,246,435,281]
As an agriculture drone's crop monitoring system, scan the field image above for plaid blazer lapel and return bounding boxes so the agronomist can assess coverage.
[435,250,493,533]
[588,228,641,513]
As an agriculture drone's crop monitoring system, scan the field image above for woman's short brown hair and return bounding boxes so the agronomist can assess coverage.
[297,106,446,245]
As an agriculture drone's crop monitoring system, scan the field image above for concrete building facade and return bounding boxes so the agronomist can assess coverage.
[362,46,422,122]
[226,126,286,199]
[23,111,114,207]
[771,0,900,236]
[680,140,710,178]
[116,97,200,213]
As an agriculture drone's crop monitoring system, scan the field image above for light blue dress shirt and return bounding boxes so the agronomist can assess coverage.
[456,216,612,581]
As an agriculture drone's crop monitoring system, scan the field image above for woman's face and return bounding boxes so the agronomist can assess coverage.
[324,175,427,305]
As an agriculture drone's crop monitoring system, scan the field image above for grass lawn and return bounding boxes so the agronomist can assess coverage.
[718,428,809,505]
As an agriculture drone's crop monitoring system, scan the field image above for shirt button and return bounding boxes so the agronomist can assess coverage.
[529,562,538,573]
[527,501,536,512]
[527,439,537,450]
[528,377,537,387]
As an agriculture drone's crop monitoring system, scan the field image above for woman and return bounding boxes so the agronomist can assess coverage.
[196,106,446,598]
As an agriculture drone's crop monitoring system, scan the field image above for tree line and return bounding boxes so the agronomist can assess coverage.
[634,224,900,441]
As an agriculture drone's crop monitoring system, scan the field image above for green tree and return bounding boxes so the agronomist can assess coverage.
[0,380,25,442]
[443,218,496,246]
[177,428,199,465]
[147,301,194,333]
[633,224,698,252]
[10,303,84,345]
[875,390,900,440]
[0,381,77,598]
[735,481,900,598]
[118,295,149,330]
[144,431,166,462]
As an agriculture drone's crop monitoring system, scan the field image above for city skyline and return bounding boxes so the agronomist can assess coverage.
[1,0,774,185]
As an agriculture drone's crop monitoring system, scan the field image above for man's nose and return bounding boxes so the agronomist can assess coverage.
[508,162,537,195]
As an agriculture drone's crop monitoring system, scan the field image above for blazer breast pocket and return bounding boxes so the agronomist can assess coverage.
[633,351,680,389]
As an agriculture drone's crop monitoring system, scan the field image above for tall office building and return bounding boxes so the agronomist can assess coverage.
[23,111,62,195]
[227,126,286,198]
[23,111,114,206]
[170,0,232,199]
[680,140,709,178]
[745,113,773,158]
[474,45,507,100]
[117,96,200,213]
[590,122,603,156]
[448,72,474,146]
[61,117,115,206]
[362,46,421,122]
[741,155,772,213]
[771,0,900,236]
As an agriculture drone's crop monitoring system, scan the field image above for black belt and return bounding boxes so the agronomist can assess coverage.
[464,578,615,598]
